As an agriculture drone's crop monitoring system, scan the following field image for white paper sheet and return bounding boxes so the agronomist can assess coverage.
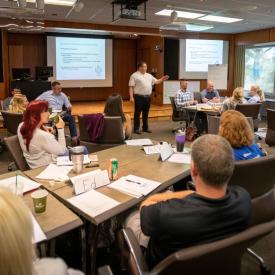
[70,169,110,195]
[160,143,174,161]
[143,145,161,155]
[67,189,120,218]
[143,143,169,155]
[56,155,91,166]
[32,214,46,244]
[126,139,153,146]
[36,164,72,180]
[0,175,41,194]
[89,154,99,162]
[168,153,191,164]
[108,175,161,197]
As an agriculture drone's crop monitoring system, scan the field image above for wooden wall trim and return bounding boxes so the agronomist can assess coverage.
[235,27,275,45]
[44,20,162,36]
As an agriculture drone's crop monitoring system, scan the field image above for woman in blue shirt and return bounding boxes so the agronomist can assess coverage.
[219,110,266,161]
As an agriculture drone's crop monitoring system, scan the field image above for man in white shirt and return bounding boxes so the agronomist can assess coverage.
[129,62,169,134]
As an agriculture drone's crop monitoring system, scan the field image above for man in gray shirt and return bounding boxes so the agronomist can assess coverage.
[201,81,220,103]
[36,81,78,145]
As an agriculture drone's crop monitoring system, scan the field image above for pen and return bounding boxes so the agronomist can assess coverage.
[126,179,142,185]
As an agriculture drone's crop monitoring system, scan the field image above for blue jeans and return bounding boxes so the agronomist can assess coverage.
[63,113,78,138]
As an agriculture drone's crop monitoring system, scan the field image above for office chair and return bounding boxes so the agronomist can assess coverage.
[1,111,23,135]
[78,115,125,152]
[4,135,29,171]
[116,220,275,275]
[228,155,275,274]
[235,103,261,132]
[169,96,189,133]
[265,109,275,146]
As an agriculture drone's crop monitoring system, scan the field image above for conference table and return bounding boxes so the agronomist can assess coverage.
[23,142,191,274]
[0,170,83,257]
[183,103,222,116]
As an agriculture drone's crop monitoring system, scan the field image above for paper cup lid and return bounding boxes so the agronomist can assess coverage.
[31,189,48,199]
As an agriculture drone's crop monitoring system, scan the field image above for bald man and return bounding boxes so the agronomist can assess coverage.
[201,81,220,103]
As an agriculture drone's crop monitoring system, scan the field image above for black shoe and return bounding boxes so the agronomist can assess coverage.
[143,129,152,133]
[134,130,142,134]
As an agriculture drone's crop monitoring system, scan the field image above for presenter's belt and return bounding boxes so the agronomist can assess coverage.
[134,94,151,98]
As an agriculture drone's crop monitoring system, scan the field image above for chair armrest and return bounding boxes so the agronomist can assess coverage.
[122,228,149,275]
[97,265,113,275]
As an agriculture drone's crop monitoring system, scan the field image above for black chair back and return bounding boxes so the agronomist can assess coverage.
[265,109,275,146]
[169,97,184,122]
[235,104,261,131]
[78,115,124,144]
[1,111,23,135]
[229,155,275,225]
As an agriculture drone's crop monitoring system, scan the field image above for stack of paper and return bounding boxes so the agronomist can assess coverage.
[36,164,72,181]
[70,169,110,195]
[126,139,153,146]
[31,214,46,244]
[57,155,91,166]
[108,175,161,198]
[143,143,169,155]
[168,153,191,164]
[0,175,41,194]
[67,189,120,218]
[143,145,161,155]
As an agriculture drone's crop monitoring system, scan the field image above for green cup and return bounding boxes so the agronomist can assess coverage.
[31,190,48,214]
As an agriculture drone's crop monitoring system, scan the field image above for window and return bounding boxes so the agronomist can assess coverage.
[244,45,275,97]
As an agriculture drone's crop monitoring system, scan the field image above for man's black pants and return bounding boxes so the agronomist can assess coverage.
[134,94,151,131]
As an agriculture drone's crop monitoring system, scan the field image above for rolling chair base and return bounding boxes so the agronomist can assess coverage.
[247,248,271,275]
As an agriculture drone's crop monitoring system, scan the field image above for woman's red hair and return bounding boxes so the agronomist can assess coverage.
[20,100,48,151]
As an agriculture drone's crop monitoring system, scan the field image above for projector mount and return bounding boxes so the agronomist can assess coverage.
[112,0,148,22]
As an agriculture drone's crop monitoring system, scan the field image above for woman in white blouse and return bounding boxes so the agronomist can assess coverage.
[248,85,265,103]
[18,100,67,169]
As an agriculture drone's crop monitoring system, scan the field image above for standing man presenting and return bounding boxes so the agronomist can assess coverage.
[129,62,169,134]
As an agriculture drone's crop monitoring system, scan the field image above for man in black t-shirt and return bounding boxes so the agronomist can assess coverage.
[125,135,251,268]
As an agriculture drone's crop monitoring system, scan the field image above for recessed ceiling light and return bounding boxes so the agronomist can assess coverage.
[155,9,205,19]
[26,0,75,6]
[198,15,243,23]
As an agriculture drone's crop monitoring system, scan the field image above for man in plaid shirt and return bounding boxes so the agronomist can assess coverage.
[175,80,197,109]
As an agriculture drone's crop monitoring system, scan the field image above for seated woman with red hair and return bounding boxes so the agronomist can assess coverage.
[18,100,67,169]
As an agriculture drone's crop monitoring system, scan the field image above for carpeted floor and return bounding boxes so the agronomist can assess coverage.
[0,118,275,274]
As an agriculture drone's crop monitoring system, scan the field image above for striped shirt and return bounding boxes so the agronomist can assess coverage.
[175,89,193,108]
[36,90,71,111]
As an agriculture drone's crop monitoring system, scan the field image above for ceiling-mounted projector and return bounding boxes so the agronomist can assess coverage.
[112,0,147,21]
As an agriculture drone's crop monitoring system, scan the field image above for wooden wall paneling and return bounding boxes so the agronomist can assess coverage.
[137,35,164,105]
[235,29,271,46]
[0,30,9,99]
[8,33,46,77]
[9,45,24,69]
[270,28,275,42]
[113,39,137,99]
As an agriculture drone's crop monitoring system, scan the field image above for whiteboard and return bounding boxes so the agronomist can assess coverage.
[163,81,200,104]
[208,64,228,90]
